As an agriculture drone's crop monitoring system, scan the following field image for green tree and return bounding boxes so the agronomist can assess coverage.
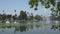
[34,15,43,21]
[13,10,17,20]
[2,13,7,20]
[29,0,60,13]
[2,10,6,20]
[19,10,27,20]
[29,0,60,20]
[6,14,12,21]
[0,14,2,20]
[13,15,17,21]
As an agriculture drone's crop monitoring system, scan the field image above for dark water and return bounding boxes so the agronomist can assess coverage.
[0,21,60,34]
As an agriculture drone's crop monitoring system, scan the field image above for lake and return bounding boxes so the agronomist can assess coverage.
[0,21,60,34]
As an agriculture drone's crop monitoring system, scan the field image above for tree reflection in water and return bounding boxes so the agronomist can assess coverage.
[14,24,33,32]
[14,24,42,33]
[0,21,46,33]
[51,21,60,31]
[20,26,27,32]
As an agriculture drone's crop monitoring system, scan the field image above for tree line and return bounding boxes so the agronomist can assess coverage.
[0,10,43,21]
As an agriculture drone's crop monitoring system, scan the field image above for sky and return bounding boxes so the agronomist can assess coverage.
[0,0,51,17]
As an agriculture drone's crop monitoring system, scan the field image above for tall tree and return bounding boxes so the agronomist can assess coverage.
[2,13,6,20]
[19,10,27,20]
[6,14,12,21]
[13,10,17,20]
[14,10,17,16]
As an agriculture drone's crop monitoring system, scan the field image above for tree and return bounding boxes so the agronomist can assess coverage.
[29,0,60,13]
[13,15,16,20]
[29,0,59,10]
[19,10,27,20]
[29,13,34,20]
[2,13,7,20]
[12,10,17,20]
[14,10,17,16]
[0,14,3,20]
[2,10,4,14]
[6,14,12,21]
[29,0,60,20]
[34,15,43,21]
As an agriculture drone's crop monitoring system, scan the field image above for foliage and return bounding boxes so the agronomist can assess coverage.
[29,0,56,10]
[29,0,60,20]
[29,0,60,12]
[34,15,43,21]
[2,13,7,20]
[0,10,43,21]
[19,10,27,20]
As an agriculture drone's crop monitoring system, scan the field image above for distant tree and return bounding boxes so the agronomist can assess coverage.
[6,14,12,20]
[34,15,43,21]
[1,10,6,20]
[58,16,60,21]
[19,10,27,20]
[12,10,17,20]
[13,15,16,20]
[14,10,16,12]
[2,10,4,14]
[29,13,34,20]
[2,13,6,20]
[50,13,60,21]
[19,10,24,20]
[0,14,2,20]
[14,10,17,16]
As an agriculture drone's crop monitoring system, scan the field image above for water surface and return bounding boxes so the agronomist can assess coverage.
[0,21,60,34]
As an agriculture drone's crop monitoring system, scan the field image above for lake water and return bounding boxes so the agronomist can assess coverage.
[0,21,60,34]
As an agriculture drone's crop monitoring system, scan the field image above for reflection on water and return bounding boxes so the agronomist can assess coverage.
[51,25,60,30]
[15,25,27,32]
[0,21,60,34]
[0,24,42,34]
[50,21,60,30]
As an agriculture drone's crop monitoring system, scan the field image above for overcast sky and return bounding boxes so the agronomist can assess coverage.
[0,0,51,17]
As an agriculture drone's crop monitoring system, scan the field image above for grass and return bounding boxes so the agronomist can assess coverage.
[0,24,60,28]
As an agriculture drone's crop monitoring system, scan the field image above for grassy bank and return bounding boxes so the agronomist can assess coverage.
[0,24,43,28]
[0,24,60,28]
